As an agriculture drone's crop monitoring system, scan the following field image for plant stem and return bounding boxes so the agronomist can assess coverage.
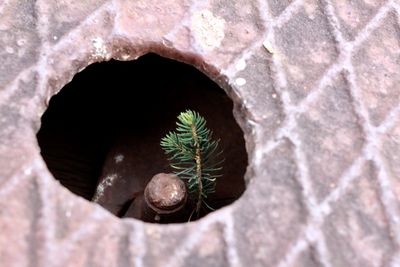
[191,124,202,217]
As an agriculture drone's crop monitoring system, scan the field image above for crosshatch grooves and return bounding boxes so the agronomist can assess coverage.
[0,0,399,266]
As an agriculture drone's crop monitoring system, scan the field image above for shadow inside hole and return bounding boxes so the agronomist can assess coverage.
[36,53,247,222]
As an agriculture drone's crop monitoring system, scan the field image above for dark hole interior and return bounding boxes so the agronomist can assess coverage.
[36,53,247,223]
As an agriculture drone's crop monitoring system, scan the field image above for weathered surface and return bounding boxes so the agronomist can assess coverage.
[0,0,399,267]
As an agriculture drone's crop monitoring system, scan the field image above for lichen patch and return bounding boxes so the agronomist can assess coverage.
[92,174,118,201]
[191,10,225,52]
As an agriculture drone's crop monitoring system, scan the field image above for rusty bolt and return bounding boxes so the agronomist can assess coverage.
[143,173,188,222]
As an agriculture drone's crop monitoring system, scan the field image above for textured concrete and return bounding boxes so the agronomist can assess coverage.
[0,0,400,266]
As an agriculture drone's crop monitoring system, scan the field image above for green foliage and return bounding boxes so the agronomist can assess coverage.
[161,110,223,218]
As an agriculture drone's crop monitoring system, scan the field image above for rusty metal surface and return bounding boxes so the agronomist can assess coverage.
[0,0,399,266]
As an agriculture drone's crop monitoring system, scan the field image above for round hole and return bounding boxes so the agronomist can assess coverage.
[36,53,247,223]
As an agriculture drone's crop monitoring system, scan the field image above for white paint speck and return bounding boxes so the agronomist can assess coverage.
[235,77,246,86]
[92,37,108,58]
[320,203,331,216]
[53,36,58,41]
[114,154,124,163]
[236,59,247,71]
[24,168,32,175]
[5,46,14,54]
[17,39,26,46]
[271,93,277,99]
[121,54,131,60]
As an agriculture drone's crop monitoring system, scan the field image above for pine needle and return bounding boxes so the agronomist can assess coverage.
[161,110,224,218]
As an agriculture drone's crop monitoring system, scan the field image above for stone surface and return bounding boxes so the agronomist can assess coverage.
[234,139,307,267]
[274,1,338,104]
[267,0,296,17]
[287,247,322,267]
[231,47,285,147]
[0,0,400,267]
[382,114,400,210]
[331,0,387,41]
[0,0,41,87]
[296,73,364,201]
[353,11,400,126]
[323,161,395,266]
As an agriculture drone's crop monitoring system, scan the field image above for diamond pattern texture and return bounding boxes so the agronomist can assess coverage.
[331,0,387,41]
[0,0,399,266]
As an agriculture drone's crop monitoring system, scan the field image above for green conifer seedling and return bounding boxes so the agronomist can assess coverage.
[161,110,223,219]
